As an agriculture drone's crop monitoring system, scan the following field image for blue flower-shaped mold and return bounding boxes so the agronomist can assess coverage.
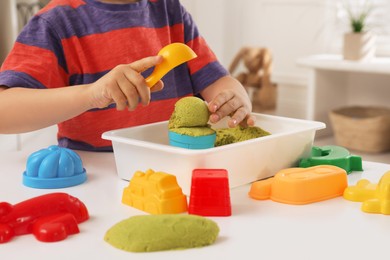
[23,145,87,189]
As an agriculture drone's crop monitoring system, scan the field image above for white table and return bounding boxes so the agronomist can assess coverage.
[1,150,390,260]
[296,54,390,136]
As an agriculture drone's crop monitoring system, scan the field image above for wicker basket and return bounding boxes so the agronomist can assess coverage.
[329,106,390,153]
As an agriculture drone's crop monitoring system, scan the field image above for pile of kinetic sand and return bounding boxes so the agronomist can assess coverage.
[104,214,219,252]
[168,96,215,137]
[214,126,271,147]
[168,96,271,146]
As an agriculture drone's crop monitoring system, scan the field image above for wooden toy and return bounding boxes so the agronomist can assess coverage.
[229,46,276,110]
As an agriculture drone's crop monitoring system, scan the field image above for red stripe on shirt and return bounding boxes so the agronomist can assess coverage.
[2,42,68,88]
[58,97,184,147]
[187,36,218,74]
[37,0,86,15]
[62,24,184,75]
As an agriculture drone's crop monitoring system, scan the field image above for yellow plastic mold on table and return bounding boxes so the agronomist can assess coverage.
[249,165,348,205]
[343,171,390,215]
[122,169,188,214]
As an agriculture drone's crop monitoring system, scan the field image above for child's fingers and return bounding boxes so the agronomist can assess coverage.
[122,69,150,107]
[246,114,256,126]
[208,90,254,127]
[207,91,234,114]
[208,91,241,124]
[109,82,129,111]
[227,107,248,127]
[150,80,164,92]
[127,56,164,104]
[100,56,163,111]
[236,114,256,128]
[129,55,163,73]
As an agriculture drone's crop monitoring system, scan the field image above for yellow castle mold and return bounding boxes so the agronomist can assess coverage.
[122,169,188,214]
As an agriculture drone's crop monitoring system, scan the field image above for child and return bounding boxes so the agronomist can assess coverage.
[0,0,254,151]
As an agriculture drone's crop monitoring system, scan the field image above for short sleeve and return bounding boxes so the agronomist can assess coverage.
[0,15,68,89]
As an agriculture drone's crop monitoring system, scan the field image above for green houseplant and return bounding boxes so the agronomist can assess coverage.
[346,0,372,33]
[342,0,376,61]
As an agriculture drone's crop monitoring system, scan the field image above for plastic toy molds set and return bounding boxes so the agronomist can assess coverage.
[247,144,390,216]
[2,140,389,248]
[122,168,231,217]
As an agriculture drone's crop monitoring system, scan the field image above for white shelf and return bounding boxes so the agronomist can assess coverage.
[296,54,390,136]
[297,54,390,75]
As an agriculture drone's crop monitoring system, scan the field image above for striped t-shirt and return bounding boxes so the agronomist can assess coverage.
[0,0,227,151]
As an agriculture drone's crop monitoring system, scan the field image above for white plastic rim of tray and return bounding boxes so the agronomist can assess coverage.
[103,113,325,155]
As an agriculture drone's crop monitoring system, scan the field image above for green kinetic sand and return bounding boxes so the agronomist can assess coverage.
[215,126,271,146]
[168,96,271,145]
[104,214,219,252]
[168,96,210,129]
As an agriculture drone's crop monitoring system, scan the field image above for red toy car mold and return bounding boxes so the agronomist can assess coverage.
[0,192,89,243]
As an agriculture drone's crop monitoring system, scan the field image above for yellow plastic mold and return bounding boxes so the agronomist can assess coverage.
[249,165,348,205]
[122,169,188,214]
[343,171,390,214]
[145,43,197,87]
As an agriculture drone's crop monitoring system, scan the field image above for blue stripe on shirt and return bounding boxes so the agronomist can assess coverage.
[0,70,47,89]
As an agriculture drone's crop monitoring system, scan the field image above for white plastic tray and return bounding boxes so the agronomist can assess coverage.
[102,113,325,195]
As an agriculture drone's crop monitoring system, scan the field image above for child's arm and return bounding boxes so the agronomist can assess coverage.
[0,56,163,134]
[200,75,255,128]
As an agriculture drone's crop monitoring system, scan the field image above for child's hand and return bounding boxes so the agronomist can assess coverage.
[88,56,164,110]
[207,89,255,128]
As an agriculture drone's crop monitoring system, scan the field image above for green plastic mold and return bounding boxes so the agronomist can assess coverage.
[299,145,363,174]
